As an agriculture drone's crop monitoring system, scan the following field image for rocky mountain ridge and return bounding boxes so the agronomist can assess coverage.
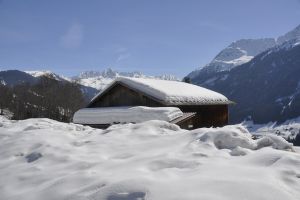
[187,24,300,80]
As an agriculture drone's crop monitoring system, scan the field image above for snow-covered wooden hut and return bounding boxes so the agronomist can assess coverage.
[73,77,232,129]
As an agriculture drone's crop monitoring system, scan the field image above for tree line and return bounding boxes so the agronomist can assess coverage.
[0,75,85,122]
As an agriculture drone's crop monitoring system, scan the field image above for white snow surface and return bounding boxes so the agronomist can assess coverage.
[218,55,253,66]
[0,79,6,85]
[0,109,13,119]
[244,116,300,141]
[92,77,230,105]
[0,116,300,200]
[76,76,115,91]
[25,70,53,77]
[73,106,183,124]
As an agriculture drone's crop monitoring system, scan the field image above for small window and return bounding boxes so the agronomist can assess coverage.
[188,124,193,129]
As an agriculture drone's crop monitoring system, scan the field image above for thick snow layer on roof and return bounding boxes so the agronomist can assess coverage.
[0,117,299,200]
[92,77,230,105]
[73,106,183,124]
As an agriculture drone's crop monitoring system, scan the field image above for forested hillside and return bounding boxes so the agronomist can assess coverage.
[0,75,85,122]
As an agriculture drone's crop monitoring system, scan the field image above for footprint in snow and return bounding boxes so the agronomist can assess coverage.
[25,152,42,163]
[107,192,146,200]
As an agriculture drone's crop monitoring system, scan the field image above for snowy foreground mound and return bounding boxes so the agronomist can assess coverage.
[0,117,300,200]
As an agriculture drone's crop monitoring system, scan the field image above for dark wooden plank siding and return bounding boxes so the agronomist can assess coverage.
[88,83,163,107]
[176,105,228,128]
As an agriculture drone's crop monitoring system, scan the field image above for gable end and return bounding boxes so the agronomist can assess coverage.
[87,82,165,107]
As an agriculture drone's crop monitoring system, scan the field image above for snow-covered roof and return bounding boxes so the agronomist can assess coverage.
[73,106,183,125]
[91,77,231,105]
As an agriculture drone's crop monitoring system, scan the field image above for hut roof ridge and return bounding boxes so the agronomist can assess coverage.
[91,77,231,105]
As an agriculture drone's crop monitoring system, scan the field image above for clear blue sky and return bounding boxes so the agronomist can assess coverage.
[0,0,300,78]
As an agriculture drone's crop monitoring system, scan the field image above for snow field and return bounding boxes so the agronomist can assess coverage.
[0,116,299,200]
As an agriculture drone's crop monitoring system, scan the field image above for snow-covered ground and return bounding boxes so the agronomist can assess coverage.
[0,116,300,200]
[244,117,300,145]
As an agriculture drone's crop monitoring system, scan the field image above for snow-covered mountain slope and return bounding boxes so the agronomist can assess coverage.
[0,116,299,200]
[187,24,300,80]
[22,70,98,101]
[25,70,55,77]
[76,76,113,91]
[72,68,178,91]
[25,70,71,82]
[77,68,144,79]
[187,38,276,79]
[0,70,38,86]
[277,24,300,44]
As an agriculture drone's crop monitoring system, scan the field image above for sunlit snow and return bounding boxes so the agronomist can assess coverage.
[0,116,299,200]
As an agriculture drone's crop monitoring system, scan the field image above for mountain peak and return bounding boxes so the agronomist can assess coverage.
[187,38,277,79]
[187,24,300,80]
[229,38,276,56]
[25,70,53,77]
[77,68,144,79]
[25,70,70,82]
[277,24,300,44]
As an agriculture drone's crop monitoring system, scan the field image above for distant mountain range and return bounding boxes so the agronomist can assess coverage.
[185,24,300,124]
[72,68,178,91]
[0,68,178,101]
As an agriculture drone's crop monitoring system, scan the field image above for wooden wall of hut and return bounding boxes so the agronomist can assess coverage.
[88,83,163,107]
[177,105,228,128]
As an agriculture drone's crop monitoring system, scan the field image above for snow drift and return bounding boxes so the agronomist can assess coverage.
[0,116,299,200]
[244,117,300,146]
